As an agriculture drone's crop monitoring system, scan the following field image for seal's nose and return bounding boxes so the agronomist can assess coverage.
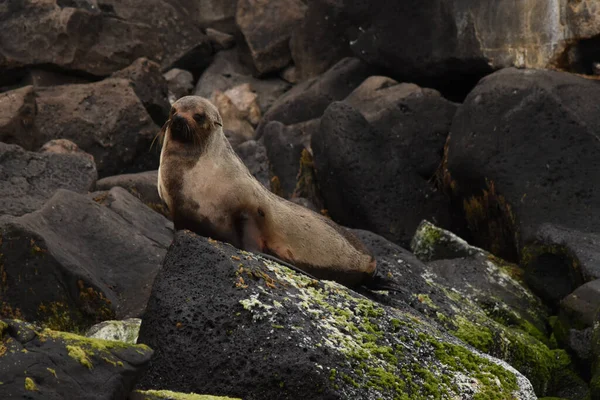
[171,115,187,133]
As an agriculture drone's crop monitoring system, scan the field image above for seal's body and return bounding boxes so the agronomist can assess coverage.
[158,96,376,287]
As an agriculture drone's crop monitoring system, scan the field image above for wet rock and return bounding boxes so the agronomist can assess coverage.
[410,220,486,262]
[255,57,371,138]
[213,83,261,141]
[163,68,195,104]
[0,143,97,217]
[95,170,165,216]
[34,78,160,177]
[194,49,290,114]
[137,230,536,399]
[445,68,600,263]
[0,0,212,79]
[233,140,270,189]
[262,119,317,198]
[111,58,171,126]
[0,86,38,150]
[0,188,172,332]
[521,224,600,307]
[0,319,152,400]
[312,99,455,248]
[39,139,94,162]
[85,318,142,344]
[206,28,235,51]
[235,0,307,75]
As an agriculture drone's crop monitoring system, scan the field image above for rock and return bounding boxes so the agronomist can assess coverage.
[213,83,261,141]
[255,57,371,138]
[0,0,212,79]
[312,98,455,248]
[20,68,92,88]
[206,28,235,51]
[0,85,38,150]
[130,390,240,400]
[279,65,298,84]
[0,319,152,400]
[233,140,270,189]
[111,58,171,126]
[410,220,486,262]
[0,143,97,217]
[262,119,317,198]
[86,318,142,344]
[194,49,290,114]
[182,0,237,32]
[0,188,172,332]
[163,68,195,104]
[445,68,600,263]
[95,170,166,216]
[522,224,600,308]
[137,230,536,399]
[39,139,94,162]
[235,0,307,75]
[289,197,319,213]
[289,0,600,85]
[34,78,160,177]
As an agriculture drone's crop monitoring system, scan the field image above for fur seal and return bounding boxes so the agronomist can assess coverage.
[157,95,378,288]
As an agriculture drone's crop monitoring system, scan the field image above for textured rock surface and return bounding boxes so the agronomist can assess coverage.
[0,319,152,400]
[164,68,195,104]
[313,99,455,248]
[34,78,160,177]
[85,318,142,344]
[0,188,172,331]
[137,230,536,399]
[410,220,486,262]
[233,139,270,189]
[95,170,163,213]
[0,85,38,150]
[445,68,600,262]
[0,142,97,217]
[39,139,94,161]
[213,83,261,141]
[131,390,240,400]
[236,0,307,74]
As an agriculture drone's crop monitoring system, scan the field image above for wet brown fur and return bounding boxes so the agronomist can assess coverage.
[157,96,377,287]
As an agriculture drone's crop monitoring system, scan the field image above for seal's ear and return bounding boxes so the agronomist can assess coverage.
[150,119,169,151]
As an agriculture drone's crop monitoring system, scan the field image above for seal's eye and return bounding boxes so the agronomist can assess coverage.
[193,113,206,123]
[170,107,175,116]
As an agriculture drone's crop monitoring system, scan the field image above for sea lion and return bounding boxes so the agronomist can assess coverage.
[157,95,377,287]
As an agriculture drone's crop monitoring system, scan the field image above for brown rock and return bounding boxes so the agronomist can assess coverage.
[236,0,307,74]
[39,139,94,162]
[164,68,195,104]
[206,28,236,50]
[213,83,261,141]
[0,86,38,150]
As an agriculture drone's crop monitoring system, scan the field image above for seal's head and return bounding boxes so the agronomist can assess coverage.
[160,96,223,149]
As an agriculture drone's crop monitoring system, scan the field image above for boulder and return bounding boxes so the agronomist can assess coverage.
[233,140,270,189]
[130,390,240,400]
[95,170,165,216]
[235,0,307,75]
[34,78,160,177]
[85,318,142,344]
[289,0,600,84]
[0,188,172,332]
[521,224,600,308]
[0,0,212,79]
[180,0,237,33]
[206,28,235,51]
[410,220,486,263]
[0,319,152,400]
[255,57,372,138]
[312,98,455,248]
[137,230,537,399]
[0,142,97,217]
[194,49,290,114]
[213,83,261,141]
[39,139,94,162]
[0,85,38,150]
[163,68,195,104]
[111,58,171,126]
[262,119,317,198]
[445,68,600,263]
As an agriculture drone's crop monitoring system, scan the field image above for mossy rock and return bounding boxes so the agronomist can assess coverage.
[131,390,241,400]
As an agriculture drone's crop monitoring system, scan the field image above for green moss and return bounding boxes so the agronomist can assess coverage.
[133,390,241,400]
[47,368,57,379]
[453,316,494,353]
[24,377,38,391]
[416,294,437,309]
[0,320,8,335]
[67,345,93,369]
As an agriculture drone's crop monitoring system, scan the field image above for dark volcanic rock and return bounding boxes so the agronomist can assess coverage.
[206,28,235,51]
[0,143,97,217]
[410,220,486,263]
[446,68,600,262]
[255,57,371,138]
[560,280,600,330]
[521,223,600,308]
[262,119,317,198]
[194,49,290,114]
[0,319,152,400]
[235,0,307,75]
[39,138,95,161]
[111,58,171,126]
[0,0,212,79]
[34,78,160,177]
[180,0,237,32]
[233,139,270,189]
[312,96,455,247]
[0,188,172,331]
[0,86,38,150]
[95,170,164,214]
[163,68,195,104]
[137,230,536,399]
